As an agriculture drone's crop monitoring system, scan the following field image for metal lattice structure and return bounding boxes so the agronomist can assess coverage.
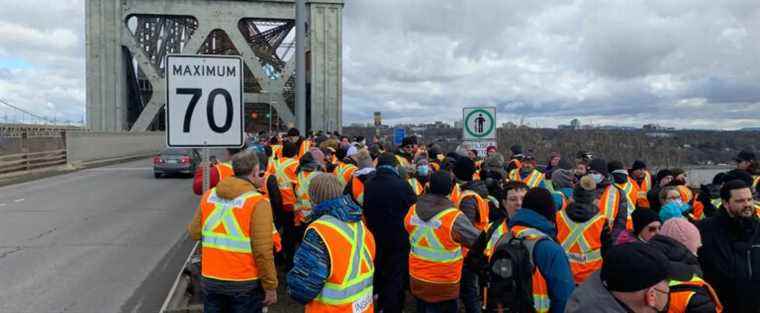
[86,0,344,133]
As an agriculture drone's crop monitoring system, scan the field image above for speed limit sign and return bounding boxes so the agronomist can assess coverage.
[166,55,244,147]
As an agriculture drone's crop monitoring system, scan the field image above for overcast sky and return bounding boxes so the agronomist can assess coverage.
[0,0,759,129]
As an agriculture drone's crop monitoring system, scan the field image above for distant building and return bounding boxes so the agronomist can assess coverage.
[502,122,517,129]
[570,118,581,129]
[374,112,382,126]
[454,121,464,128]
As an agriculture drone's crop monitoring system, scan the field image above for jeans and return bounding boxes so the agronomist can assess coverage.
[460,266,482,313]
[416,298,459,313]
[202,286,264,313]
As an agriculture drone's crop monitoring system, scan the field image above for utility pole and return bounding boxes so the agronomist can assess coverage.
[295,0,306,134]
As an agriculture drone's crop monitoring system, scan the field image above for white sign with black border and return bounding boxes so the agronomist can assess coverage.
[166,55,244,147]
[463,107,497,140]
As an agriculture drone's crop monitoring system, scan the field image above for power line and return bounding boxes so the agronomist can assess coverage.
[0,98,53,124]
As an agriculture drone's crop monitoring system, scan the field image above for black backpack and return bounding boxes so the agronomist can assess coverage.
[483,223,543,313]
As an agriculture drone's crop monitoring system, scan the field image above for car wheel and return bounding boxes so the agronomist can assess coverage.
[154,173,161,179]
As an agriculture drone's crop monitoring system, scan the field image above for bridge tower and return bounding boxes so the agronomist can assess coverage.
[86,0,343,133]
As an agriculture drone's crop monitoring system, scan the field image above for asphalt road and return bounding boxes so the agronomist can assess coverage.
[0,159,198,313]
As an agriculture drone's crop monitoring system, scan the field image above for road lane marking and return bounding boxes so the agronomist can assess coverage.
[85,167,153,171]
[14,198,24,203]
[0,203,6,207]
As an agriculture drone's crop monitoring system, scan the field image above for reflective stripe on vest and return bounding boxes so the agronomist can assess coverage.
[309,215,375,312]
[600,186,621,227]
[448,183,462,204]
[753,176,759,189]
[557,211,604,264]
[407,208,463,262]
[202,190,259,253]
[295,171,319,222]
[614,181,636,216]
[334,163,357,186]
[408,178,424,196]
[509,169,544,188]
[274,158,298,189]
[484,222,509,258]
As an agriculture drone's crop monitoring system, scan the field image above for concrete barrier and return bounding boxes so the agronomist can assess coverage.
[66,131,165,164]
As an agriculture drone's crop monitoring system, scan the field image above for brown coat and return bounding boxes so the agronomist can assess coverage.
[188,177,278,290]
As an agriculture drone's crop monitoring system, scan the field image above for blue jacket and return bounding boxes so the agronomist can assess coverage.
[508,209,575,313]
[286,195,364,304]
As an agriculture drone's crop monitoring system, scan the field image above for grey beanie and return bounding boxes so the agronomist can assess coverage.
[308,173,344,205]
[351,149,374,169]
[552,169,575,189]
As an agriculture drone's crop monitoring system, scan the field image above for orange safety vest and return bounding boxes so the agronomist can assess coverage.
[556,210,606,284]
[598,185,621,229]
[216,162,235,181]
[297,140,312,159]
[508,169,545,189]
[334,162,358,187]
[408,178,425,196]
[430,162,441,172]
[753,176,760,190]
[614,180,638,231]
[294,170,320,225]
[668,275,723,313]
[270,158,299,207]
[448,183,462,204]
[630,171,652,208]
[350,176,365,206]
[510,225,551,313]
[199,189,265,281]
[271,144,283,160]
[456,190,489,231]
[404,206,464,285]
[305,215,376,313]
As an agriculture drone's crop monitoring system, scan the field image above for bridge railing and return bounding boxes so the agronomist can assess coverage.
[0,149,67,175]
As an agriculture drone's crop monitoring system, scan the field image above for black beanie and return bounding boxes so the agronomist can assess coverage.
[522,188,556,222]
[631,160,647,171]
[287,128,300,137]
[430,171,454,196]
[510,144,523,155]
[601,242,671,292]
[453,157,477,182]
[632,208,660,236]
[377,152,398,167]
[607,160,624,174]
[655,169,674,184]
[589,158,608,176]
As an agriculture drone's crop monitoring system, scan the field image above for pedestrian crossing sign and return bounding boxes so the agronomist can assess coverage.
[463,107,496,140]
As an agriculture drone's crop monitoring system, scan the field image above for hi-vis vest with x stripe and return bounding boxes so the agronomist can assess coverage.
[270,157,299,206]
[306,215,376,313]
[404,206,464,284]
[614,180,638,231]
[556,210,606,284]
[334,162,358,187]
[200,189,266,281]
[598,184,622,229]
[509,169,545,188]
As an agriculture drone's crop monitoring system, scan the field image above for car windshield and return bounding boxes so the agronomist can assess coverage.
[163,148,189,156]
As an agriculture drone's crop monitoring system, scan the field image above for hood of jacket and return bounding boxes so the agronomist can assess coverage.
[414,194,456,221]
[565,272,630,313]
[565,201,599,223]
[460,180,489,197]
[508,208,557,238]
[311,195,363,223]
[647,234,702,280]
[215,176,256,200]
[376,164,400,177]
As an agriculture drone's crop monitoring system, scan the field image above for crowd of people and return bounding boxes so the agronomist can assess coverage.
[188,127,760,313]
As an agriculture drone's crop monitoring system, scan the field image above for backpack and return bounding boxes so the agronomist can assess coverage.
[483,221,543,313]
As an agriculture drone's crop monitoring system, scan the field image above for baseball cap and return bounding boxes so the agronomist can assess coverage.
[601,242,674,292]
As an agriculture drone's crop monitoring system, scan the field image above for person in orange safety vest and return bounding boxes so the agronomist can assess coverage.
[188,151,279,311]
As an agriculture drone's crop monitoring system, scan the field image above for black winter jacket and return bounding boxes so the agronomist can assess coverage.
[698,208,760,313]
[362,166,417,252]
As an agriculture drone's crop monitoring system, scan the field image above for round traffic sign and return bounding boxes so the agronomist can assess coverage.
[464,109,495,138]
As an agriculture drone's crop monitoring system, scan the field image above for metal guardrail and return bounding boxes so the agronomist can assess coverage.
[0,149,67,175]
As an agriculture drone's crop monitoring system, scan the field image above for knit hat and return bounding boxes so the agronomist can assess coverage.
[523,188,556,222]
[552,169,575,189]
[631,160,647,171]
[453,157,477,182]
[589,158,608,176]
[510,144,523,156]
[659,218,701,256]
[351,149,374,169]
[401,136,417,147]
[484,153,505,169]
[573,175,597,205]
[655,169,674,184]
[287,128,300,137]
[429,171,454,196]
[601,242,672,292]
[632,208,660,237]
[607,160,625,174]
[308,173,344,205]
[309,147,325,166]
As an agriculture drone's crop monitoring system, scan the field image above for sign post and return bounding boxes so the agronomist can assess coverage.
[462,107,497,157]
[166,55,244,192]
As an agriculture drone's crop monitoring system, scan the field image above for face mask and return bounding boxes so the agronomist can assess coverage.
[590,173,604,184]
[417,165,430,177]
